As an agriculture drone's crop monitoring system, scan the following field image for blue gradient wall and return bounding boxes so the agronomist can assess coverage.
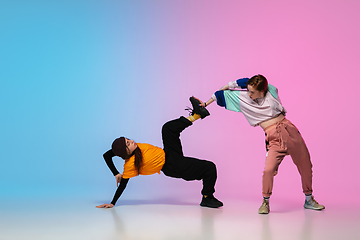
[1,1,359,204]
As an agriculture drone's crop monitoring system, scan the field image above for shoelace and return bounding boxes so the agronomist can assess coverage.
[308,198,319,206]
[185,106,194,116]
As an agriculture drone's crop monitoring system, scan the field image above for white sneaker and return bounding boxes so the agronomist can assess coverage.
[258,199,270,214]
[304,196,325,210]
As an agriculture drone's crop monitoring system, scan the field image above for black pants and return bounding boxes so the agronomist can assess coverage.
[161,116,217,196]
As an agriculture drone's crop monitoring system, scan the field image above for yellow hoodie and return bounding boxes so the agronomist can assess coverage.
[122,143,165,179]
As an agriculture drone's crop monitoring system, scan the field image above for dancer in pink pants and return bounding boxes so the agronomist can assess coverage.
[199,74,325,214]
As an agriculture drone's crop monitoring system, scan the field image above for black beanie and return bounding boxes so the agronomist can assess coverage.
[112,137,127,159]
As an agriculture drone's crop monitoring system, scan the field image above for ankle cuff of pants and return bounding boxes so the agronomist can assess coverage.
[303,190,313,195]
[180,116,193,126]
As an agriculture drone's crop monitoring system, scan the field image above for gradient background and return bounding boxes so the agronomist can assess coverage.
[1,0,359,206]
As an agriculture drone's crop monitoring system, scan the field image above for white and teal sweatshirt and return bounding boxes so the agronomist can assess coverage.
[211,78,287,127]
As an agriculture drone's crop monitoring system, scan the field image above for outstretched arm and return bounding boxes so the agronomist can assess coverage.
[96,177,130,208]
[200,78,249,107]
[200,84,229,107]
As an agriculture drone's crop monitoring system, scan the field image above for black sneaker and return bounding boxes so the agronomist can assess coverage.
[189,96,210,119]
[200,196,223,208]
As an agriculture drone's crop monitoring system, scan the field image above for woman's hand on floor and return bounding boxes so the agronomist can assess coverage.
[96,203,114,208]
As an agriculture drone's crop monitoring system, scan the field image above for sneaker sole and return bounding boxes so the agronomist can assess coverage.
[304,205,325,210]
[258,211,269,214]
[200,205,222,208]
[199,108,210,119]
[200,203,223,208]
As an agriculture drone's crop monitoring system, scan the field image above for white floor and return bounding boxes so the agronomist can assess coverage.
[1,196,360,240]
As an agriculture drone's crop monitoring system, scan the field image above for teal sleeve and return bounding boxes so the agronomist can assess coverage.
[268,84,279,100]
[223,90,242,112]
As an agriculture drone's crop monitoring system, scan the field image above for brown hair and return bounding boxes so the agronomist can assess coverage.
[133,147,143,175]
[247,74,268,93]
[123,146,143,176]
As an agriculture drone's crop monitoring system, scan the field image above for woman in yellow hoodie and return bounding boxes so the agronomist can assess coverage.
[96,97,223,209]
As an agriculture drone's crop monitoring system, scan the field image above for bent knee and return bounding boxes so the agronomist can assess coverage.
[161,122,171,135]
[204,161,217,173]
